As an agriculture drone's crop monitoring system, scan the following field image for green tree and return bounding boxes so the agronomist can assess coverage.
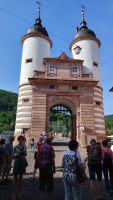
[105,115,113,135]
[0,90,18,132]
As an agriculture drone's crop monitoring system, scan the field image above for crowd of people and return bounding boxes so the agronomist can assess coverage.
[0,134,113,200]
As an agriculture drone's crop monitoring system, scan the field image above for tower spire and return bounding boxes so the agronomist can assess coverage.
[36,1,41,20]
[80,5,87,29]
[81,5,85,21]
[35,0,42,26]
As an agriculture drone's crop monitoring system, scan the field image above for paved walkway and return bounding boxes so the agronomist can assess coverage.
[0,144,113,200]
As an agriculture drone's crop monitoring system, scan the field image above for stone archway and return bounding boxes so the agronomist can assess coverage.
[46,96,78,139]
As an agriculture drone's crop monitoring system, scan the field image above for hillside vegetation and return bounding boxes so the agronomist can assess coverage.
[105,115,113,135]
[0,89,18,132]
[0,89,113,135]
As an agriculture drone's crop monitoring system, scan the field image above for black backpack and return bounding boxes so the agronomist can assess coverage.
[88,145,100,165]
[103,150,112,167]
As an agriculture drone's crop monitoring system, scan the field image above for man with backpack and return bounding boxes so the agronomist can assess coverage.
[87,139,103,200]
[102,139,113,196]
[36,136,55,200]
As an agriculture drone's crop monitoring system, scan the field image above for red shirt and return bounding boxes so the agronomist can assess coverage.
[36,143,55,168]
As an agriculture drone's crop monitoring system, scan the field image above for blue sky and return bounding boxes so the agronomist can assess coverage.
[0,0,113,115]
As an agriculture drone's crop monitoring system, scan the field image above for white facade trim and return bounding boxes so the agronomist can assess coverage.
[94,92,102,97]
[16,117,32,121]
[94,113,104,116]
[18,101,32,105]
[19,85,32,90]
[95,130,105,134]
[19,90,32,95]
[17,106,32,111]
[93,97,102,101]
[15,123,31,126]
[95,118,104,122]
[17,112,32,115]
[18,95,32,100]
[94,87,102,92]
[15,129,22,132]
[95,124,105,128]
[94,107,103,111]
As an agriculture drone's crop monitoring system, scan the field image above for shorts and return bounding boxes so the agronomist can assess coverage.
[39,164,53,193]
[88,163,102,181]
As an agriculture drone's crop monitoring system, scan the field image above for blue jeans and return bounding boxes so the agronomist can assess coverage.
[64,180,81,200]
[103,165,113,193]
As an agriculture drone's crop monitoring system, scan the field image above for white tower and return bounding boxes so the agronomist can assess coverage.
[15,4,52,136]
[70,10,101,85]
[70,10,105,139]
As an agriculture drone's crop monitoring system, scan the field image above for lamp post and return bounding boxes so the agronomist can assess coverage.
[73,45,82,55]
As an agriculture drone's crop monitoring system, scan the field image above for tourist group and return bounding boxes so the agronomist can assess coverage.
[0,134,113,200]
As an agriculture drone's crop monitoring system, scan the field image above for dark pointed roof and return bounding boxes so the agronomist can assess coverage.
[27,2,49,37]
[74,10,96,40]
[70,9,101,49]
[27,18,49,37]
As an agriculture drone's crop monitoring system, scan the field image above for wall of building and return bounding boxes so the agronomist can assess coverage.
[15,84,32,136]
[93,86,106,139]
[31,91,47,137]
[20,37,50,85]
[71,39,101,86]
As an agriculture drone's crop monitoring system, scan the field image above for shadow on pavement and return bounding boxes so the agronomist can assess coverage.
[0,177,113,200]
[0,177,64,200]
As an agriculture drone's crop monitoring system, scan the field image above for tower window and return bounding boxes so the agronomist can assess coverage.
[93,61,98,67]
[72,86,78,90]
[95,101,101,106]
[48,65,56,73]
[49,85,55,89]
[22,98,29,103]
[25,58,33,63]
[71,66,78,74]
[23,128,29,134]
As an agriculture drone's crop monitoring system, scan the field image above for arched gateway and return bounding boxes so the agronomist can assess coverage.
[49,104,73,138]
[48,103,76,139]
[15,7,106,145]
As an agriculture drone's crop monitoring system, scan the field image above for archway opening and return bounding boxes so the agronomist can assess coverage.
[49,104,73,139]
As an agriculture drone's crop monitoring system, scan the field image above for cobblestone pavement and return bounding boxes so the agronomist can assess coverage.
[0,144,113,200]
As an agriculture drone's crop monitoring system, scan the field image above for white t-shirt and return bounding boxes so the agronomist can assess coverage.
[62,149,83,181]
[111,145,113,152]
[63,150,83,165]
